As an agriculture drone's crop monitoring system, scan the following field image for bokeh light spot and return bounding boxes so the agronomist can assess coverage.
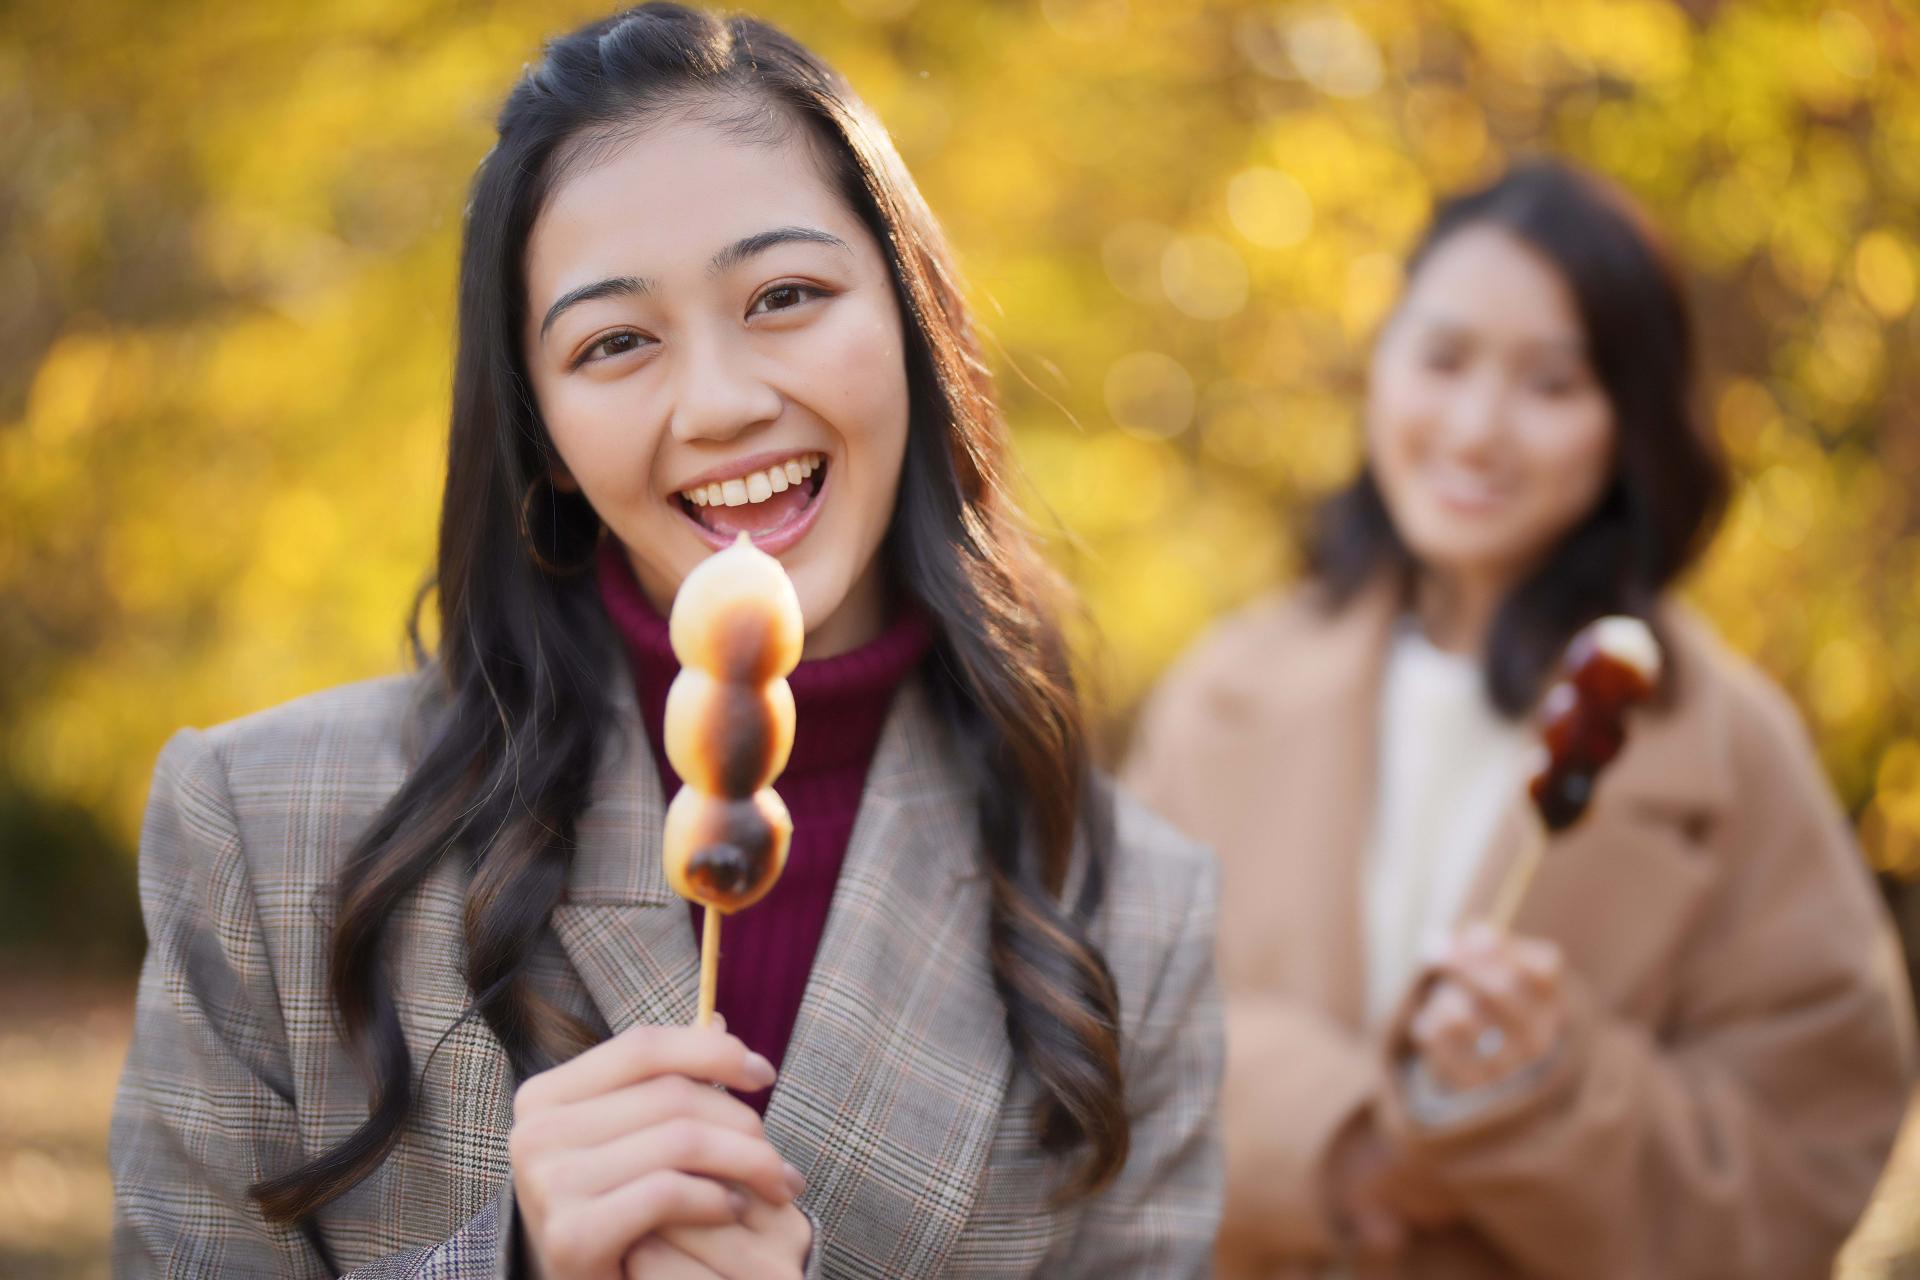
[1102,220,1173,304]
[1286,9,1383,98]
[1161,233,1249,320]
[1105,350,1196,440]
[1227,167,1314,249]
[1853,229,1916,320]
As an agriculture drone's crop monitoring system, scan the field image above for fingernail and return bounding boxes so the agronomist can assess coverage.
[783,1162,807,1197]
[712,1012,727,1032]
[728,1189,749,1219]
[1464,922,1496,951]
[745,1051,777,1087]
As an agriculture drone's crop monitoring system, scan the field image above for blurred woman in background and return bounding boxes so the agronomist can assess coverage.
[1126,159,1914,1278]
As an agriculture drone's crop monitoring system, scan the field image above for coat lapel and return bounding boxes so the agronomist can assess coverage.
[764,682,1011,1279]
[1239,578,1402,1029]
[550,656,701,1033]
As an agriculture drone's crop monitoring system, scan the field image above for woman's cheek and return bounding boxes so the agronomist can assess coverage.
[546,390,631,481]
[809,312,907,442]
[1366,367,1436,469]
[1542,405,1614,514]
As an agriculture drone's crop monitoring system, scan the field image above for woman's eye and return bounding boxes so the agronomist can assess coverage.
[750,284,823,316]
[576,330,650,367]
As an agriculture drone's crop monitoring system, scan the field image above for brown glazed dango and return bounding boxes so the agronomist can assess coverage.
[1527,616,1662,832]
[661,533,803,1022]
[662,785,793,914]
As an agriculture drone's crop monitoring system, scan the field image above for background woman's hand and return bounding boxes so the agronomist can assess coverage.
[1324,1110,1462,1273]
[508,1020,804,1280]
[1325,1111,1407,1266]
[1409,923,1567,1093]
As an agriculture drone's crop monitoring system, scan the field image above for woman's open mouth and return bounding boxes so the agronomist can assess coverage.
[675,451,829,554]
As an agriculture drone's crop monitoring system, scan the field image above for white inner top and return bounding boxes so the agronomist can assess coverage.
[1362,617,1532,1028]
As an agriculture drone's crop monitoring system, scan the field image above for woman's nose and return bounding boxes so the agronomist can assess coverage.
[1437,370,1508,455]
[666,331,783,444]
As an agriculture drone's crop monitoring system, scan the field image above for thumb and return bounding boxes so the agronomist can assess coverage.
[1351,1200,1406,1258]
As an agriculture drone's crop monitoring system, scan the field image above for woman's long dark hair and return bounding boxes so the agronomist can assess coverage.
[253,3,1125,1221]
[1309,159,1730,713]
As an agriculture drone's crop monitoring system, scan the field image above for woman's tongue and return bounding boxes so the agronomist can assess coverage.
[701,484,810,537]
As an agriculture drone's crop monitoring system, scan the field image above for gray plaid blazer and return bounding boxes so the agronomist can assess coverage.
[110,660,1223,1277]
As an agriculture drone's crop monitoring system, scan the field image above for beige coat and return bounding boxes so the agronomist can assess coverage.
[1123,579,1915,1279]
[110,662,1224,1277]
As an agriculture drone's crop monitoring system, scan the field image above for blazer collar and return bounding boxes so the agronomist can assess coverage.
[1252,575,1403,1028]
[763,682,1012,1274]
[553,660,1008,1274]
[546,654,698,1031]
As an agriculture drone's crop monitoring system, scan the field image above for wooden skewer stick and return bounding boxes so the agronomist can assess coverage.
[1486,809,1549,933]
[697,906,721,1027]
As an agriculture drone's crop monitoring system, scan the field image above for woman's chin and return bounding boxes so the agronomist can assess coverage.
[1402,522,1540,586]
[792,558,894,660]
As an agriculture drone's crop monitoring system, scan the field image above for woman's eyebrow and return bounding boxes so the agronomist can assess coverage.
[538,229,849,343]
[708,226,851,275]
[540,275,651,341]
[1411,309,1584,354]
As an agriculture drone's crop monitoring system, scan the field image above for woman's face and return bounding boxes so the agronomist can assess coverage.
[521,110,910,656]
[1366,224,1616,595]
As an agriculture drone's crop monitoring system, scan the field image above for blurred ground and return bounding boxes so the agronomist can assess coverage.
[0,978,127,1280]
[3,974,1914,1279]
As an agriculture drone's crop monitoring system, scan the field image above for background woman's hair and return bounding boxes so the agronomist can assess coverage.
[1307,158,1731,714]
[251,2,1125,1222]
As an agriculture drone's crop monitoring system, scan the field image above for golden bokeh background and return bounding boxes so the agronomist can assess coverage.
[3,0,1917,1275]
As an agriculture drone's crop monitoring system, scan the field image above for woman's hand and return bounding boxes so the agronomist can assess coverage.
[1408,923,1567,1093]
[509,1019,804,1280]
[1324,1110,1462,1271]
[1325,1112,1407,1265]
[624,1191,813,1280]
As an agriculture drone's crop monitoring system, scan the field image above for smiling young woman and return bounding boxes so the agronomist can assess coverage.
[108,7,1223,1278]
[1125,162,1914,1279]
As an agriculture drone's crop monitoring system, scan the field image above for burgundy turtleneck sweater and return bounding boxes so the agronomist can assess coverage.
[595,539,931,1110]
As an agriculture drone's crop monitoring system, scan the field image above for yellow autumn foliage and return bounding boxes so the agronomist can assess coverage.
[3,0,1917,879]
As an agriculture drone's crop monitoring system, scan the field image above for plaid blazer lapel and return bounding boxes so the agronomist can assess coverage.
[550,657,701,1032]
[764,682,1012,1278]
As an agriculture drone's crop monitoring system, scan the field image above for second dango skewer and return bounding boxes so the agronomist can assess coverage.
[1485,616,1663,931]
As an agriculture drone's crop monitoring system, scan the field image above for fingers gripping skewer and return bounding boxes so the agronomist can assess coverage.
[661,533,804,1026]
[1486,616,1662,932]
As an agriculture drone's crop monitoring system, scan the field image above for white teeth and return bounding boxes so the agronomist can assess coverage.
[1428,467,1502,507]
[682,454,825,509]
